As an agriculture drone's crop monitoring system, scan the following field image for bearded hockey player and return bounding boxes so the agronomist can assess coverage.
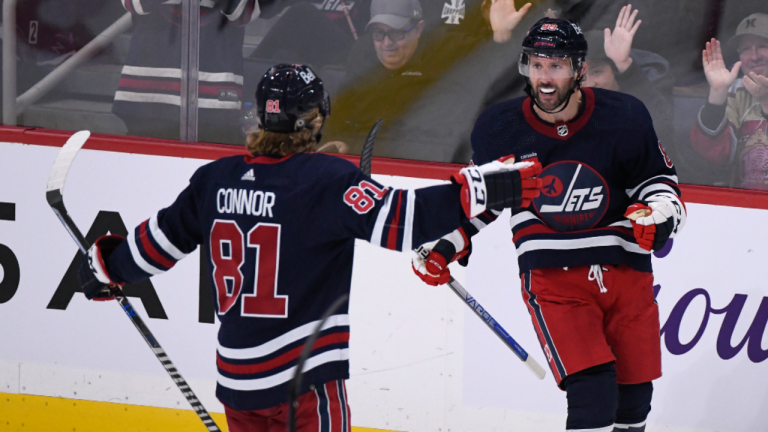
[78,64,542,432]
[412,19,686,432]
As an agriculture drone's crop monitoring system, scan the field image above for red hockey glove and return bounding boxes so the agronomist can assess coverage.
[78,235,126,301]
[452,156,543,218]
[412,237,470,286]
[625,201,677,252]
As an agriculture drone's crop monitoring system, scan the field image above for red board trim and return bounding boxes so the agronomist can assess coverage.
[2,126,767,210]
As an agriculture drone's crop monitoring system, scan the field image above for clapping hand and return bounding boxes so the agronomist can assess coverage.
[703,38,742,105]
[743,71,768,103]
[604,4,641,73]
[489,0,531,43]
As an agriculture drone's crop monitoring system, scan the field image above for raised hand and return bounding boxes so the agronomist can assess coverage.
[604,4,641,73]
[489,0,532,43]
[703,38,742,105]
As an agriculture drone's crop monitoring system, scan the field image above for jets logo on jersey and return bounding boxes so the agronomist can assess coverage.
[533,161,609,231]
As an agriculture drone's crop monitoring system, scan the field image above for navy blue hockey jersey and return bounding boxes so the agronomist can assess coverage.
[465,87,682,273]
[105,152,465,410]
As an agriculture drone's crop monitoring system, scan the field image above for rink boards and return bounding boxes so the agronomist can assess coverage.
[0,131,767,432]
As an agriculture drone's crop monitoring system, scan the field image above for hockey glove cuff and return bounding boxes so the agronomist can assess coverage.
[452,156,543,218]
[78,235,126,301]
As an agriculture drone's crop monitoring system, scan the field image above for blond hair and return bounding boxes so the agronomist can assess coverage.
[246,108,325,157]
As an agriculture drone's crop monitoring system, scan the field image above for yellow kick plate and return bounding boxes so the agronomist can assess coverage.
[0,393,397,432]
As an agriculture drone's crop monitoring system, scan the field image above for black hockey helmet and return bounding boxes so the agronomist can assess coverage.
[255,64,331,134]
[519,18,588,78]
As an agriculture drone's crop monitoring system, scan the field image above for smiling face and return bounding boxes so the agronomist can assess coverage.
[528,56,582,111]
[371,21,425,70]
[738,35,768,77]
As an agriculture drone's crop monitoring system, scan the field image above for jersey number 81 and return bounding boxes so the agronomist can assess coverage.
[344,181,387,214]
[209,220,287,318]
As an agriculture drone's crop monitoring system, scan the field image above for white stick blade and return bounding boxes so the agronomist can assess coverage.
[525,355,547,380]
[46,130,91,193]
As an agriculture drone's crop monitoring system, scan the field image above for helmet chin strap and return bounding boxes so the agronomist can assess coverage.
[525,75,582,115]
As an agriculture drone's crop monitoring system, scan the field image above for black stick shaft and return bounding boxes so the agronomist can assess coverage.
[47,191,221,431]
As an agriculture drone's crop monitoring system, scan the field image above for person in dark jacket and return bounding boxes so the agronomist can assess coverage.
[581,6,675,166]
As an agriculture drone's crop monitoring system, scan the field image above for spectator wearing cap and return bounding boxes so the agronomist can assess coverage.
[323,0,431,156]
[361,0,426,73]
[691,13,768,191]
[581,6,674,165]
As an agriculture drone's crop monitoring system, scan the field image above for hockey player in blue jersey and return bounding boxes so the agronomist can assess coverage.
[412,19,686,432]
[78,64,542,432]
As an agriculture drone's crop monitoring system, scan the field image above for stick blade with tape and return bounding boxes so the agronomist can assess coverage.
[46,130,91,195]
[359,119,382,176]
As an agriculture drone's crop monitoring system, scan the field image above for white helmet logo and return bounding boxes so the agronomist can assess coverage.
[299,70,316,84]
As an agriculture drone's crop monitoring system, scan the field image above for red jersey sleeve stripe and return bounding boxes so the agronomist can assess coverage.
[138,221,177,270]
[386,191,404,250]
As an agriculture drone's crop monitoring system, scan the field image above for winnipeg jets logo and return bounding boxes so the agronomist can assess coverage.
[441,0,465,24]
[533,162,609,231]
[557,125,569,136]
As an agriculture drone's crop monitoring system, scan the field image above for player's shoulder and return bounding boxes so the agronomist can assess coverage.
[293,152,361,177]
[476,96,527,126]
[590,87,653,130]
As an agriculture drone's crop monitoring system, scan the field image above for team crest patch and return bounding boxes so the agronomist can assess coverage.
[557,125,569,137]
[533,161,609,231]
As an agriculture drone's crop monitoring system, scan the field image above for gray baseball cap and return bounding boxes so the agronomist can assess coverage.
[727,13,768,52]
[366,0,423,31]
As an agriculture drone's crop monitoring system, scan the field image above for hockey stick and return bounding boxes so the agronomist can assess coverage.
[288,294,350,432]
[359,119,383,176]
[46,131,222,432]
[447,276,546,380]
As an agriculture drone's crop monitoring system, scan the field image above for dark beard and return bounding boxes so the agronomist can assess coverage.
[532,85,571,112]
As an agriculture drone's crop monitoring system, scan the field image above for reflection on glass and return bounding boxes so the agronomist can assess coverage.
[4,0,768,191]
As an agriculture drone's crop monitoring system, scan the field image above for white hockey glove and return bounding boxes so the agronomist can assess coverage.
[625,194,686,252]
[451,156,543,218]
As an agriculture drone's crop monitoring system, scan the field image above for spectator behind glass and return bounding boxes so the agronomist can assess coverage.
[368,1,426,70]
[582,6,675,165]
[323,0,429,155]
[479,0,650,109]
[113,0,259,144]
[691,13,768,191]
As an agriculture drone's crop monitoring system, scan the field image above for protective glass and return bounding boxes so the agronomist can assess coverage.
[518,53,580,79]
[371,24,416,42]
